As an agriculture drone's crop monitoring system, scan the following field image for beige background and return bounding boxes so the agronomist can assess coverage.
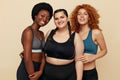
[0,0,120,80]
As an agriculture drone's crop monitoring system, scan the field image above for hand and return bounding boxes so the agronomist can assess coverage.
[76,54,96,63]
[30,78,36,80]
[29,70,43,80]
[19,51,24,58]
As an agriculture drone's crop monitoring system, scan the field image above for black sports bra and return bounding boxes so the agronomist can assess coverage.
[44,30,75,60]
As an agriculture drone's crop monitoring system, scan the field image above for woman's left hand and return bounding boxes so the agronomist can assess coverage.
[29,70,43,80]
[76,54,96,63]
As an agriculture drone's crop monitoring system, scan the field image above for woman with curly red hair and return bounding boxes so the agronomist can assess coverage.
[70,4,107,80]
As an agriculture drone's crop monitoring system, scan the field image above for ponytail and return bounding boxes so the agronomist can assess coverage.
[68,21,71,37]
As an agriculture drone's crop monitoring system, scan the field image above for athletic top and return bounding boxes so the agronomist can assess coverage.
[44,30,75,60]
[83,29,98,54]
[30,27,44,53]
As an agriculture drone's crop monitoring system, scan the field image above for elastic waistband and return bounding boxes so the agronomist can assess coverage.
[84,68,96,72]
[45,61,75,67]
[32,49,42,53]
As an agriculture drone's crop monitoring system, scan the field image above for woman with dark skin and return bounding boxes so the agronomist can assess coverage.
[17,2,53,80]
[70,4,107,80]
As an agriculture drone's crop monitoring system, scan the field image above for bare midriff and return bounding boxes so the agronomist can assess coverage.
[83,54,96,70]
[31,52,43,62]
[46,56,74,65]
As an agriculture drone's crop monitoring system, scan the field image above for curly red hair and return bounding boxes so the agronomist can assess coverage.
[70,4,101,33]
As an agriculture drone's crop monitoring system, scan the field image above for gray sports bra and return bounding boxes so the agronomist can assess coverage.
[30,27,44,53]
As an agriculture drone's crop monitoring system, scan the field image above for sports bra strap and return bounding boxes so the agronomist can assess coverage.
[29,26,34,37]
[47,29,55,40]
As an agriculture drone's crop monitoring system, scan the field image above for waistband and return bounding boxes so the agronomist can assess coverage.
[83,68,96,72]
[45,61,75,67]
[32,49,42,53]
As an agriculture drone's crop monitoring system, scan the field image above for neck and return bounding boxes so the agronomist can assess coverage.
[31,22,40,31]
[80,24,90,32]
[57,26,69,34]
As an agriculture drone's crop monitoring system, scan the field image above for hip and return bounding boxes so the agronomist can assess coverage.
[83,60,96,70]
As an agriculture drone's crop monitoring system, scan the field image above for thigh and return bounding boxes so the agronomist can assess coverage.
[67,71,76,80]
[16,59,29,80]
[44,62,65,80]
[17,60,43,80]
[44,62,76,80]
[33,61,44,80]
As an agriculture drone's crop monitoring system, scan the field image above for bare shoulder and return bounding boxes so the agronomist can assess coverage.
[75,32,80,38]
[73,32,82,41]
[92,29,105,42]
[45,29,53,39]
[22,27,33,38]
[72,31,80,37]
[71,31,78,35]
[92,29,103,36]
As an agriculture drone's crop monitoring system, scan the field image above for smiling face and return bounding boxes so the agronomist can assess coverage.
[54,11,68,29]
[77,8,89,26]
[34,10,50,27]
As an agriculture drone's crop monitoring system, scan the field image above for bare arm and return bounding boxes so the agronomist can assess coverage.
[38,32,45,75]
[74,33,84,80]
[39,31,45,72]
[22,28,34,75]
[45,30,52,41]
[28,31,45,80]
[39,53,45,71]
[94,30,107,60]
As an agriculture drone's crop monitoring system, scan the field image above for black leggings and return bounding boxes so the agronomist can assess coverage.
[16,59,44,80]
[82,68,98,80]
[44,61,76,80]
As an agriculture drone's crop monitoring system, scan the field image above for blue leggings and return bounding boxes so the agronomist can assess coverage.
[82,68,98,80]
[16,59,44,80]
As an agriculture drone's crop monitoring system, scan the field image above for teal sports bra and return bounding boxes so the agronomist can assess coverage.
[83,29,98,54]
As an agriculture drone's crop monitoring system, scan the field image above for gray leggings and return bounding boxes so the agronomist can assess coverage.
[44,61,76,80]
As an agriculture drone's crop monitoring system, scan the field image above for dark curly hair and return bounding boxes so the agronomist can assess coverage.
[70,4,101,33]
[31,2,53,21]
